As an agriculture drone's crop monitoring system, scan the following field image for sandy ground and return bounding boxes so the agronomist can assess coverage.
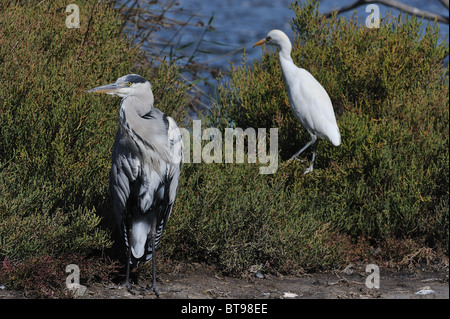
[1,262,448,300]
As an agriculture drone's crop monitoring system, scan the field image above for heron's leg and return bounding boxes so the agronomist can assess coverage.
[146,221,160,297]
[124,248,135,294]
[304,140,319,174]
[151,234,160,297]
[289,135,317,161]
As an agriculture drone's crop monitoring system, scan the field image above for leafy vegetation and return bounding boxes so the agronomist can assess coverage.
[205,0,448,271]
[0,0,448,297]
[0,0,188,296]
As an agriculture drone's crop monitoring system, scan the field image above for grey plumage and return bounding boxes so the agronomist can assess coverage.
[88,74,182,296]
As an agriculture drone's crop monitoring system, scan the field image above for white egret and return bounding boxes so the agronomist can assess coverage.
[254,29,341,173]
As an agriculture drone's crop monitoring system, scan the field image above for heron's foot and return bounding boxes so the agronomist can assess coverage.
[123,281,136,295]
[145,283,160,297]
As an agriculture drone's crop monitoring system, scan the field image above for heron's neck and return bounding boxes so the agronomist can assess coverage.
[118,97,172,170]
[118,96,153,136]
[126,95,154,117]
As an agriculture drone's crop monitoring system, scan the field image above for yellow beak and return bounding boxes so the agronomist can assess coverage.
[253,38,267,48]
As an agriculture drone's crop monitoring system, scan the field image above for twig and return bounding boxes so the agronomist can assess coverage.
[77,1,97,61]
[323,0,449,24]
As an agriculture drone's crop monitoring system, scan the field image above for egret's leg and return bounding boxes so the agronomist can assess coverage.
[289,135,317,161]
[304,140,319,174]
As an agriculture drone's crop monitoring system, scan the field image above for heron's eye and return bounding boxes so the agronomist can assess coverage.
[127,81,132,87]
[266,36,271,42]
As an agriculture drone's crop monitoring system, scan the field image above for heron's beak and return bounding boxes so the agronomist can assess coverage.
[87,83,122,95]
[253,38,267,48]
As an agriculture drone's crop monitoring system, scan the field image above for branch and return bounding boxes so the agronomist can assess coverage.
[438,0,449,10]
[324,0,365,18]
[323,0,449,24]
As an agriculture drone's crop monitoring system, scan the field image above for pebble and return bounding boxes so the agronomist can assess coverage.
[415,286,435,295]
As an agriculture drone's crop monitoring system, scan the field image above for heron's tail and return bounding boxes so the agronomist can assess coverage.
[130,221,151,259]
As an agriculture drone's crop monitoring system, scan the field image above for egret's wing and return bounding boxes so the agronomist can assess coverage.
[292,69,341,145]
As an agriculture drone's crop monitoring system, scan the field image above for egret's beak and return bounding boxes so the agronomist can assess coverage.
[253,38,267,48]
[87,83,122,95]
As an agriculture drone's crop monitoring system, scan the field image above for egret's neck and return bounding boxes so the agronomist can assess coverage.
[278,41,293,63]
[278,50,297,87]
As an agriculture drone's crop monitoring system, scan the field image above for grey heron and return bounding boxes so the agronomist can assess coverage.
[254,30,341,173]
[88,74,183,296]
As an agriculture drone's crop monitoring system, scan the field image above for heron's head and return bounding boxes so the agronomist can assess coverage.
[87,74,152,98]
[253,29,291,49]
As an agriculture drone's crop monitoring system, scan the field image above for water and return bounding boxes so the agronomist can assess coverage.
[133,0,448,111]
[154,0,448,71]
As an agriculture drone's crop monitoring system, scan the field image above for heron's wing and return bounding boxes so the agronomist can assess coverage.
[166,116,183,205]
[125,113,182,261]
[110,132,140,234]
[131,116,181,261]
[133,110,180,212]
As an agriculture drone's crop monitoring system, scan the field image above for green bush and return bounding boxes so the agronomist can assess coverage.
[0,0,188,264]
[0,0,448,295]
[198,0,449,272]
[164,162,355,274]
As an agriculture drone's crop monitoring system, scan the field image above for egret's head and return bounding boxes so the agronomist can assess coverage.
[253,29,291,48]
[87,74,151,98]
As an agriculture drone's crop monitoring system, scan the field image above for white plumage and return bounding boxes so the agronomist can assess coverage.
[254,29,340,173]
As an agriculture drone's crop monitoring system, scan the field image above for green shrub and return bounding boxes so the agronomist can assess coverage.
[0,0,188,263]
[198,0,449,272]
[0,0,448,293]
[163,162,354,274]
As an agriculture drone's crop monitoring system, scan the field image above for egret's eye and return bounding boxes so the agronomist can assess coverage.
[266,36,271,42]
[127,81,132,87]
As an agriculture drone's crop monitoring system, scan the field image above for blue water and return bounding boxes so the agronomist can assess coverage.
[128,0,448,113]
[152,0,449,71]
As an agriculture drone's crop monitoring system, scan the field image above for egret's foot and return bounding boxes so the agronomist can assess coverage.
[304,165,314,174]
[146,283,160,297]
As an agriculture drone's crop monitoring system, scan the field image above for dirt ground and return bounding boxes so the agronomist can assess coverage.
[1,262,448,299]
